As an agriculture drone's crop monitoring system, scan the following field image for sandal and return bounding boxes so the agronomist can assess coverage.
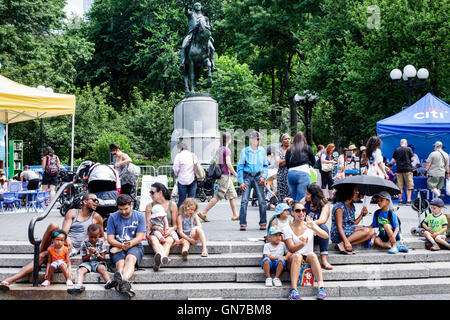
[335,244,355,255]
[201,249,208,257]
[0,281,10,291]
[182,250,189,261]
[321,263,334,270]
[198,213,210,222]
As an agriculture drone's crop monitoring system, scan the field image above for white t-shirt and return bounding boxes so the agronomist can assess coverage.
[283,225,315,256]
[263,242,288,257]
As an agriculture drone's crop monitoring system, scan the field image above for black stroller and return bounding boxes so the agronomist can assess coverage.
[59,161,120,228]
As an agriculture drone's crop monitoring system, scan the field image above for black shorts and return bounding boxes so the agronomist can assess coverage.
[41,173,58,186]
[27,179,40,190]
[320,170,334,189]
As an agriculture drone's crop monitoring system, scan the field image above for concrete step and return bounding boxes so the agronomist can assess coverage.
[3,261,449,285]
[3,277,450,300]
[1,249,449,268]
[0,237,430,254]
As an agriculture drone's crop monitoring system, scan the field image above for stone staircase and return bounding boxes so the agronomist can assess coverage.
[1,238,450,300]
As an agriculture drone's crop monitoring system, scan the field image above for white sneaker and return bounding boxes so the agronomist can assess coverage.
[265,278,273,287]
[272,278,282,287]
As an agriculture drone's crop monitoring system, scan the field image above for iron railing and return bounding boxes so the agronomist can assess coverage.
[28,181,74,287]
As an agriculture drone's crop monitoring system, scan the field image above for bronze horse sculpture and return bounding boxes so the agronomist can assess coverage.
[182,16,213,96]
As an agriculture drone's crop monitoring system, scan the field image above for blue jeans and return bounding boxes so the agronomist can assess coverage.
[177,180,197,208]
[314,224,330,255]
[261,257,286,274]
[239,174,267,227]
[287,170,311,202]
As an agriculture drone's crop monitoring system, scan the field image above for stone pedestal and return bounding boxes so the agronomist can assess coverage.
[171,94,220,164]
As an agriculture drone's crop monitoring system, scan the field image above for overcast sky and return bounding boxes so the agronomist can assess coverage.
[64,0,84,17]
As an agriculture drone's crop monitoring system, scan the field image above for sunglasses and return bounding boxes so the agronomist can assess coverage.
[89,198,99,202]
[150,191,156,195]
[294,209,306,213]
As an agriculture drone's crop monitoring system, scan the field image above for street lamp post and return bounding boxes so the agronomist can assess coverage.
[390,65,429,106]
[294,90,319,146]
[36,86,53,159]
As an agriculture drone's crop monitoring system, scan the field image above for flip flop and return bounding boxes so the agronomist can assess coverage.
[334,244,354,255]
[0,281,10,291]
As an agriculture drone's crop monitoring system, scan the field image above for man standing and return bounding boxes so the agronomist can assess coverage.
[0,193,103,291]
[425,141,449,199]
[237,131,268,231]
[180,2,217,72]
[391,139,415,204]
[110,143,136,202]
[106,194,146,298]
[20,165,40,190]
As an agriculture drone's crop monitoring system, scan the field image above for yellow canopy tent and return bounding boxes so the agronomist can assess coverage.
[0,75,76,176]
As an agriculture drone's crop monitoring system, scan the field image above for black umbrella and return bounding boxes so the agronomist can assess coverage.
[331,175,400,196]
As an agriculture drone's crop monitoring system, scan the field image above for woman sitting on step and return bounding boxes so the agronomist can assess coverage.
[300,184,333,270]
[145,183,181,272]
[330,184,375,255]
[285,202,328,300]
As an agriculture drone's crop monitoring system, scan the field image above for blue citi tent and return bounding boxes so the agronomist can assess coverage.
[377,93,450,161]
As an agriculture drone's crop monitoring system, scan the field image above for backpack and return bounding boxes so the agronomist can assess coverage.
[374,208,401,231]
[45,155,60,176]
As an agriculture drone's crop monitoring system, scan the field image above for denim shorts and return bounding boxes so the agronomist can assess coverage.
[110,245,144,266]
[79,260,106,273]
[261,257,286,274]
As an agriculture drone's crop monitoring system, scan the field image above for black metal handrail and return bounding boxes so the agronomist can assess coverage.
[28,181,74,287]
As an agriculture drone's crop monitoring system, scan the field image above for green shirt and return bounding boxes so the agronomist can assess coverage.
[424,213,448,234]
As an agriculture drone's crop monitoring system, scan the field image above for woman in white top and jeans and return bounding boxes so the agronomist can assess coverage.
[363,136,389,211]
[284,202,328,300]
[173,142,198,208]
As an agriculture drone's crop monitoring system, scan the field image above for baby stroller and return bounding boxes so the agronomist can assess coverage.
[60,161,120,228]
[196,177,215,202]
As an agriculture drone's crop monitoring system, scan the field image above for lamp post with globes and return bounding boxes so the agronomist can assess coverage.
[390,65,429,106]
[36,85,53,159]
[294,90,319,146]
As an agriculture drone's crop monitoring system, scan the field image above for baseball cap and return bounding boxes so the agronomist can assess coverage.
[360,146,366,151]
[249,131,260,139]
[151,204,167,218]
[268,226,283,235]
[430,198,445,208]
[275,202,290,215]
[434,141,443,147]
[375,191,391,201]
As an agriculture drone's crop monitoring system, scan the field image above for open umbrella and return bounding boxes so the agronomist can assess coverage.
[331,175,400,196]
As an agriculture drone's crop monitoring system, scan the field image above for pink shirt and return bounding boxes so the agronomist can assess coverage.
[173,150,196,185]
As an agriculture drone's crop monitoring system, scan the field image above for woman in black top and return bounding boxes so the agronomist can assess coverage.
[285,132,316,202]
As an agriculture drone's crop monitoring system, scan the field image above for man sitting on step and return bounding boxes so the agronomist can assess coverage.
[0,193,104,291]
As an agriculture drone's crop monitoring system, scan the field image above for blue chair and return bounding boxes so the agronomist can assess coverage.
[44,190,51,204]
[27,191,46,213]
[3,192,18,212]
[8,181,22,192]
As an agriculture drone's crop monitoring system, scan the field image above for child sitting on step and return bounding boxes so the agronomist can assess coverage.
[41,229,73,288]
[270,202,292,236]
[68,224,116,294]
[262,226,291,287]
[422,198,449,251]
[177,198,208,261]
[370,191,408,254]
[150,204,183,245]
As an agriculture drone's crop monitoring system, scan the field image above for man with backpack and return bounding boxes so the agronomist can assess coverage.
[425,141,449,199]
[370,191,408,254]
[41,146,61,202]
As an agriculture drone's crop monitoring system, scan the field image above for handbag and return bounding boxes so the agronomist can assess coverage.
[192,153,206,181]
[207,148,223,180]
[297,260,315,287]
[321,162,334,172]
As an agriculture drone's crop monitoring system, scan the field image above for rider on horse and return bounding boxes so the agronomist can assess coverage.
[180,2,217,72]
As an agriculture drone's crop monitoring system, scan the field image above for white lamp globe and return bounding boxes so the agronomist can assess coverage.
[45,87,54,93]
[389,68,402,80]
[403,64,417,78]
[37,85,45,91]
[402,72,409,81]
[294,93,305,102]
[417,68,429,80]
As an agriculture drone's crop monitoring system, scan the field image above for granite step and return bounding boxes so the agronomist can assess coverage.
[3,277,450,300]
[2,261,449,285]
[1,248,449,268]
